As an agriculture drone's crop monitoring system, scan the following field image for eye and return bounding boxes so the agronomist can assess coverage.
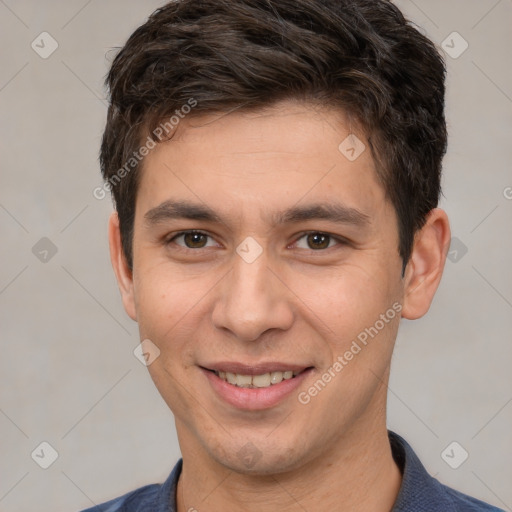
[167,230,217,249]
[293,232,346,251]
[166,230,347,252]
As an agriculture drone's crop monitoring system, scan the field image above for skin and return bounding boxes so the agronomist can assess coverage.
[109,99,451,511]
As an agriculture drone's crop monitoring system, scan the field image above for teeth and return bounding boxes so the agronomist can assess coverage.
[215,370,300,388]
[252,373,272,387]
[270,371,283,384]
[237,374,253,387]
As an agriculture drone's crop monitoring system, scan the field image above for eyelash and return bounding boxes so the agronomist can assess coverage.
[165,230,348,252]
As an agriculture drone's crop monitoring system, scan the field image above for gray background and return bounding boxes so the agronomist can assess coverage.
[0,0,511,510]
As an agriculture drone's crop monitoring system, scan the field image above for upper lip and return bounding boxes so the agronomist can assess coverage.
[201,362,312,375]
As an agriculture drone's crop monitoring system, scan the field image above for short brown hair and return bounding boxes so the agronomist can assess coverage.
[100,0,447,274]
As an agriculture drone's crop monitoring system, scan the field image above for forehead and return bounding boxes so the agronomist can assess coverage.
[136,100,388,227]
[165,100,363,159]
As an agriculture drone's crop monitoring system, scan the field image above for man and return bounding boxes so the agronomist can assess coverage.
[83,0,503,510]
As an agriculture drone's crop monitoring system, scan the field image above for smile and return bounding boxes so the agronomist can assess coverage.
[202,365,314,410]
[214,370,301,388]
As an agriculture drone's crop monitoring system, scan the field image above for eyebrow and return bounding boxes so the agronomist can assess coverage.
[144,199,371,228]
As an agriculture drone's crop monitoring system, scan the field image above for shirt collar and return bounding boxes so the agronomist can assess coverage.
[155,431,456,511]
[389,430,457,511]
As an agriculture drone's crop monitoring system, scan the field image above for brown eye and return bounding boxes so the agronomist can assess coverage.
[294,232,341,251]
[306,233,331,250]
[182,232,208,248]
[168,231,214,249]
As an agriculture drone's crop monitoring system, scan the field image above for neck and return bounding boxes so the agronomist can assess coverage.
[176,418,402,512]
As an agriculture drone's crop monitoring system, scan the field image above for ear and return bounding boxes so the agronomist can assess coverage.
[108,212,137,321]
[401,208,451,320]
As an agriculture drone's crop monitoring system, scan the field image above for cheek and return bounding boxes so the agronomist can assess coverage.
[133,266,185,341]
[294,265,401,380]
[295,262,396,329]
[133,265,213,366]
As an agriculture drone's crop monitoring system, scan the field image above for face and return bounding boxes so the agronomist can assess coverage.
[111,100,439,475]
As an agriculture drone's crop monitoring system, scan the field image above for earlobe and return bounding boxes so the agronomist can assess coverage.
[108,212,137,321]
[401,208,451,320]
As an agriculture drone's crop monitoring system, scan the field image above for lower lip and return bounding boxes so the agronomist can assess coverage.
[202,368,313,410]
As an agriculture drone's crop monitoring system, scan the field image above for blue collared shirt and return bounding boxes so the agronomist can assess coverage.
[80,431,504,511]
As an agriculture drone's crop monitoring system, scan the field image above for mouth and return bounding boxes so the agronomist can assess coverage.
[200,363,314,410]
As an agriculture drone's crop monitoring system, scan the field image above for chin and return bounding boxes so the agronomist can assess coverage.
[205,434,311,476]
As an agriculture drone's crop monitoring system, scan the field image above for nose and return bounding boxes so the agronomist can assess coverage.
[211,245,294,342]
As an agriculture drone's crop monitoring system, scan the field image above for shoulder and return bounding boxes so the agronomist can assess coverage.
[388,431,505,512]
[441,484,506,511]
[79,483,161,512]
[78,459,182,512]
